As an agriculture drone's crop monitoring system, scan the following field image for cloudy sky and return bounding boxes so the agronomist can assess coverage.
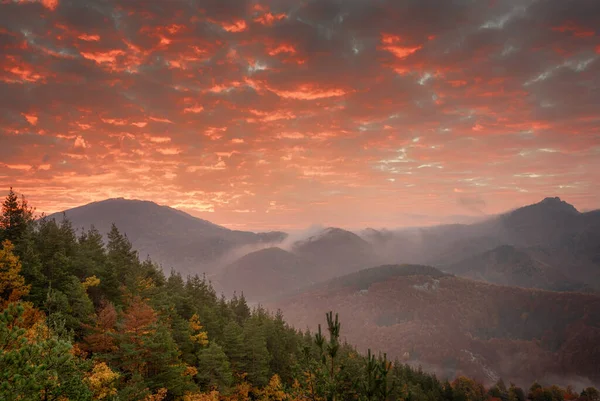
[1,0,599,230]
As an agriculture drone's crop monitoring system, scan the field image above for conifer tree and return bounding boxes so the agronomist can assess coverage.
[223,320,245,374]
[1,188,33,246]
[74,226,106,280]
[195,342,234,391]
[107,223,139,289]
[241,316,271,387]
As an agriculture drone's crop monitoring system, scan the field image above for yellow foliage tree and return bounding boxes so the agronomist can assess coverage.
[83,275,101,290]
[143,388,168,401]
[227,379,252,401]
[85,362,120,400]
[189,313,209,346]
[258,375,288,401]
[0,240,30,309]
[183,390,221,401]
[184,365,199,377]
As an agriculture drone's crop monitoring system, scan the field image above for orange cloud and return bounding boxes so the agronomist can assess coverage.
[157,147,181,155]
[78,34,100,42]
[268,44,297,55]
[381,45,422,59]
[22,113,38,126]
[254,12,286,26]
[218,20,247,32]
[16,0,58,11]
[74,136,89,149]
[81,50,125,65]
[267,85,348,100]
[3,164,32,171]
[149,116,174,124]
[183,105,204,114]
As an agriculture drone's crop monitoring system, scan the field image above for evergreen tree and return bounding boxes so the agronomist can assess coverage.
[106,224,139,290]
[231,292,251,325]
[264,309,297,384]
[1,188,33,246]
[222,320,245,374]
[241,316,271,387]
[196,342,234,391]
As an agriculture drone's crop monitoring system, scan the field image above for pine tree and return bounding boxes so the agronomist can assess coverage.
[314,311,342,401]
[36,217,76,291]
[1,188,33,246]
[107,223,139,283]
[195,342,234,391]
[223,320,245,374]
[231,292,251,325]
[264,309,297,384]
[74,225,106,280]
[241,316,271,387]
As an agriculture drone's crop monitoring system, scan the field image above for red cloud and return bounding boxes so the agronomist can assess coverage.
[552,22,595,38]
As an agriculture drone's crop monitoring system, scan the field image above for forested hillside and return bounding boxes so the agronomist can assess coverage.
[273,265,600,387]
[1,188,599,401]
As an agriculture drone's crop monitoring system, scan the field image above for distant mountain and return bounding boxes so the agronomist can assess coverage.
[291,227,380,280]
[215,247,319,302]
[446,245,589,292]
[48,198,287,275]
[361,197,600,290]
[497,197,581,246]
[272,264,600,388]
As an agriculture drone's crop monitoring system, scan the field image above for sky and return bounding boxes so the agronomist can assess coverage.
[1,0,599,230]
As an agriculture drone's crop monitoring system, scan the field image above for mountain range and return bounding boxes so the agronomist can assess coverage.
[49,196,600,293]
[46,196,600,386]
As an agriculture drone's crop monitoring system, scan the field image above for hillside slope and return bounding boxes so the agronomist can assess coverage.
[216,247,319,301]
[446,245,590,292]
[291,227,381,280]
[48,198,286,275]
[273,264,600,387]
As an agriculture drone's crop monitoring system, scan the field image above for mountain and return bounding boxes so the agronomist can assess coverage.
[446,245,590,292]
[47,198,287,275]
[272,264,600,388]
[215,247,319,301]
[291,227,380,280]
[361,197,600,290]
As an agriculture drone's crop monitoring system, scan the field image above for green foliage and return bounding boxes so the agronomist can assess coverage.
[196,342,234,391]
[1,187,34,246]
[241,315,271,387]
[0,303,93,401]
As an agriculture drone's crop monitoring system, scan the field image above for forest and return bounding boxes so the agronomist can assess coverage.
[1,187,599,401]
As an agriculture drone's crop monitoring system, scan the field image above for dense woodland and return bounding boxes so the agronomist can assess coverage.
[1,188,599,401]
